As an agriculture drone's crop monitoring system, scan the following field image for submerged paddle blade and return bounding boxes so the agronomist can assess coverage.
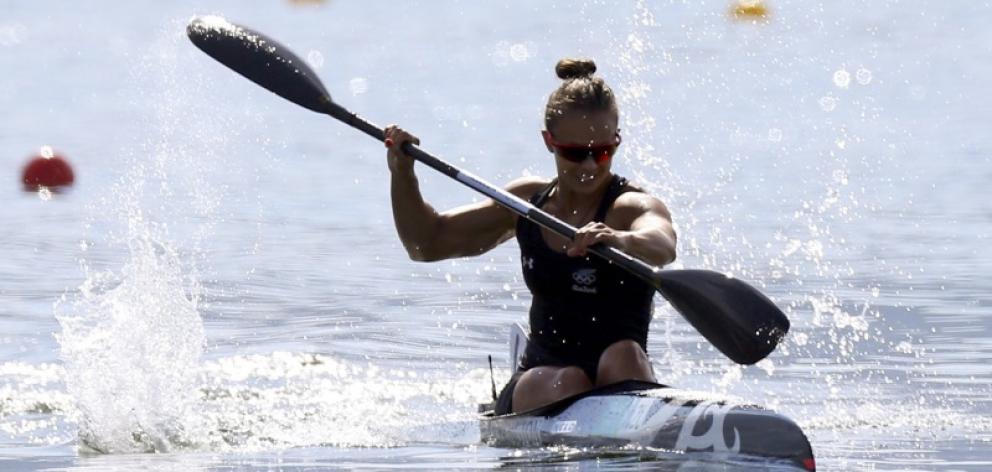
[187,16,333,114]
[655,270,789,364]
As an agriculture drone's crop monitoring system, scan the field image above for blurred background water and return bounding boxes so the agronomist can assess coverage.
[1,0,990,470]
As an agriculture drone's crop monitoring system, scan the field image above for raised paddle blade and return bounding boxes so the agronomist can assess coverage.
[186,16,333,114]
[654,270,789,364]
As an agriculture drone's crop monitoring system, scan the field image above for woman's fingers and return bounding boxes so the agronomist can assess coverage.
[384,125,420,152]
[567,223,616,257]
[385,125,419,173]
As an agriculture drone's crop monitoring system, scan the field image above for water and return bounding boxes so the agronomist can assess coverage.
[2,0,991,470]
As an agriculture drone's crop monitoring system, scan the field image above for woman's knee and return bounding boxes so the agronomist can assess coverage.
[599,340,648,364]
[511,366,593,413]
[553,366,594,392]
[597,340,654,384]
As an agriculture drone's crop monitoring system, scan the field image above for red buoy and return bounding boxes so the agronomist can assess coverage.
[21,146,75,190]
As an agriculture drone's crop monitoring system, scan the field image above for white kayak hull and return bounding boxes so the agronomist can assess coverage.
[480,380,815,471]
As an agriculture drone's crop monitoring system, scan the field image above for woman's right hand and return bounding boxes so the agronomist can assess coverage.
[384,125,420,175]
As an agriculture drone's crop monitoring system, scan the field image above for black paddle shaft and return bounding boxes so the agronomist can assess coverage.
[336,108,661,281]
[186,16,789,364]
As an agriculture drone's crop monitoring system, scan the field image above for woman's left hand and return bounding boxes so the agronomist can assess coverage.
[566,222,628,257]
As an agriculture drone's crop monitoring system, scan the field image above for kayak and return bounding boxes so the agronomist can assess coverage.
[479,325,816,471]
[479,380,815,470]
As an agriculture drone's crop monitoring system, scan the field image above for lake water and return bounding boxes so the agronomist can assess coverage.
[1,0,990,470]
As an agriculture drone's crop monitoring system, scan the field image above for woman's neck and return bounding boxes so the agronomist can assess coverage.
[552,175,612,219]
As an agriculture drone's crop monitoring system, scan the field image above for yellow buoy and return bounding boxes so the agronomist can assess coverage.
[731,0,770,21]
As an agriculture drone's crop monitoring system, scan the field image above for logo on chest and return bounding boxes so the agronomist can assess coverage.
[571,268,598,294]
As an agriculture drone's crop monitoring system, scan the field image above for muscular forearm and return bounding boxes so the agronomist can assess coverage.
[618,228,676,267]
[390,169,441,261]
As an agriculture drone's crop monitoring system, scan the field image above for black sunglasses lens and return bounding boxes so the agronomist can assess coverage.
[560,148,588,163]
[560,146,615,163]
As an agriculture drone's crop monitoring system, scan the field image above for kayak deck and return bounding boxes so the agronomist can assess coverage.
[480,380,815,471]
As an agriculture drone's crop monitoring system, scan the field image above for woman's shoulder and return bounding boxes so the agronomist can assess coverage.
[505,175,553,200]
[612,180,672,218]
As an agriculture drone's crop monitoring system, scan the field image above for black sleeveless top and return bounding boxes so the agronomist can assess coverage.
[515,175,655,369]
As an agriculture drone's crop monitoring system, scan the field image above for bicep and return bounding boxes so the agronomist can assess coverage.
[432,200,517,258]
[425,177,547,260]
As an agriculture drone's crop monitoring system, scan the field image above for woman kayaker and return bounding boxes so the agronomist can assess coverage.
[385,58,677,414]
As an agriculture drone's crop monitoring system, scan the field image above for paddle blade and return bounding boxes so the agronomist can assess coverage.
[187,16,333,114]
[655,270,789,364]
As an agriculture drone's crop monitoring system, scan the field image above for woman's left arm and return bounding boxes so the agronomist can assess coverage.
[566,193,677,267]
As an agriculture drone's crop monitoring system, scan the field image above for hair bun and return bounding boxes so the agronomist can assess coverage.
[555,58,597,80]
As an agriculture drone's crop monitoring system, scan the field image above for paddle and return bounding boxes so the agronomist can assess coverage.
[186,16,789,365]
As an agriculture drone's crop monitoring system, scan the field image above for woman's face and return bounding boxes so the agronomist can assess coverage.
[543,109,620,195]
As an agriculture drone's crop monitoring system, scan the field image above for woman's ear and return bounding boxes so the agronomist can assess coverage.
[541,130,555,152]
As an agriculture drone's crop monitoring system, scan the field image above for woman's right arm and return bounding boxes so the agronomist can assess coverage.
[386,125,545,262]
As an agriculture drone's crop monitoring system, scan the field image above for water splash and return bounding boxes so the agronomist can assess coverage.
[56,228,205,453]
[52,20,238,454]
[47,18,484,455]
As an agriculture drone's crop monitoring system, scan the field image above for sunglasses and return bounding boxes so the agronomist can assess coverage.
[547,131,622,164]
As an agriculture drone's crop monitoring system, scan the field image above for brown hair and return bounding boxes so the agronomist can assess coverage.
[544,58,618,133]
